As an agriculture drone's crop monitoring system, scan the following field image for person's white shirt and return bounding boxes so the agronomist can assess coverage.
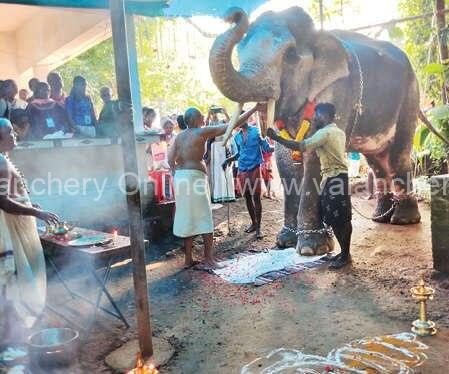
[12,98,28,110]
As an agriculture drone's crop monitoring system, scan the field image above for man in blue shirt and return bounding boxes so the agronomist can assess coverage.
[223,107,274,239]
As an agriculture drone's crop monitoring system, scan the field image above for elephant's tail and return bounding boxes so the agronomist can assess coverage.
[418,109,449,146]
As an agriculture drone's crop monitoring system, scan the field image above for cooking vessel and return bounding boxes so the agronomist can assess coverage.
[28,327,79,368]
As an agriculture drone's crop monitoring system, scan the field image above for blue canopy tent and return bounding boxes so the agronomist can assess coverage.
[1,0,266,17]
[0,0,267,360]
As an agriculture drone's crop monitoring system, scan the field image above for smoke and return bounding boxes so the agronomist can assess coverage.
[11,142,155,232]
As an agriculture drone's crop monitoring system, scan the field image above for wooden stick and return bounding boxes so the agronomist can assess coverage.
[436,0,449,103]
[110,0,153,358]
[350,8,449,32]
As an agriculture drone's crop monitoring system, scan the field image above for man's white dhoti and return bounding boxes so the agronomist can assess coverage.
[0,195,46,327]
[173,169,214,238]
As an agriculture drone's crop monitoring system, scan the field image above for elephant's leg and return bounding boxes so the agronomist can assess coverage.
[365,153,394,223]
[297,152,334,256]
[388,102,421,225]
[275,145,303,247]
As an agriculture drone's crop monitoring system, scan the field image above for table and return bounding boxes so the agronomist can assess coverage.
[41,227,131,331]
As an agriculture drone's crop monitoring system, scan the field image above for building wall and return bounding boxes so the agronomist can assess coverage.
[0,32,19,79]
[0,7,110,87]
[11,137,158,231]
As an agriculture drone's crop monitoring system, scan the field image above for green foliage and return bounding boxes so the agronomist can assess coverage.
[58,38,116,109]
[309,0,357,24]
[414,104,449,174]
[57,17,232,115]
[398,0,449,103]
[423,105,449,160]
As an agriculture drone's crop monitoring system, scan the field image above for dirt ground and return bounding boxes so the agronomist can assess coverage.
[26,190,449,373]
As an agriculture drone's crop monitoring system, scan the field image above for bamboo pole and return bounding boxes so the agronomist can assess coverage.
[110,0,153,358]
[350,8,449,32]
[436,0,448,103]
[319,0,324,30]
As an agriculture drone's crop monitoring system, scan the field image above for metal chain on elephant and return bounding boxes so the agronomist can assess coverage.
[282,225,334,238]
[351,199,399,221]
[283,198,399,237]
[335,37,365,141]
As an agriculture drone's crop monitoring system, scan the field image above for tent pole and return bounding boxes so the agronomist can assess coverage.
[436,0,448,103]
[110,0,153,358]
[319,0,324,30]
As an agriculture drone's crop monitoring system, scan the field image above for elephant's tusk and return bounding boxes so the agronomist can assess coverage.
[263,98,276,137]
[223,102,244,147]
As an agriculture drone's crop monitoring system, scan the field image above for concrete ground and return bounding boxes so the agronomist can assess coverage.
[32,192,449,373]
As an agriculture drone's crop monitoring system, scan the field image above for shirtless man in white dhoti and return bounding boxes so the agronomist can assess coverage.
[0,118,59,333]
[168,107,257,269]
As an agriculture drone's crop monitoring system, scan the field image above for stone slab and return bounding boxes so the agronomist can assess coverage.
[105,337,174,373]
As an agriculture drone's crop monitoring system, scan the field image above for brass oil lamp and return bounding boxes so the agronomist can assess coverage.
[410,279,437,336]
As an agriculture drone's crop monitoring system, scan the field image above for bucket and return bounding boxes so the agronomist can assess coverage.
[28,328,79,368]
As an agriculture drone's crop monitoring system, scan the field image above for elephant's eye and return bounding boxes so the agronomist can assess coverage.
[284,47,299,64]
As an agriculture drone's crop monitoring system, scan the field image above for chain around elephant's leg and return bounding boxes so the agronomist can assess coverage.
[297,229,335,256]
[365,156,394,223]
[390,173,421,225]
[389,89,421,225]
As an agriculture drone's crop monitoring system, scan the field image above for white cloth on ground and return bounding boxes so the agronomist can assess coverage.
[210,136,235,203]
[173,169,214,238]
[213,247,326,284]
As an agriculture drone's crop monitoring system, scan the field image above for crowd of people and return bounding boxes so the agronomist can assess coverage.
[0,65,352,341]
[0,72,149,141]
[169,103,352,270]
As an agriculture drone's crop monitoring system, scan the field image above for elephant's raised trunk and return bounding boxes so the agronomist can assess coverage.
[209,8,273,103]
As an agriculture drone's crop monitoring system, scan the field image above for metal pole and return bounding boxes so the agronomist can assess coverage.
[110,0,153,358]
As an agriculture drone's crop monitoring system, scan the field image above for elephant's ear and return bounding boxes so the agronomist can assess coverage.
[308,31,350,101]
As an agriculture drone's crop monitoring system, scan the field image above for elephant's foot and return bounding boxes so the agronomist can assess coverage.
[390,195,421,225]
[297,231,335,256]
[276,226,298,248]
[372,193,394,223]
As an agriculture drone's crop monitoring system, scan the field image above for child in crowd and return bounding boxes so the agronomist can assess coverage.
[261,143,275,199]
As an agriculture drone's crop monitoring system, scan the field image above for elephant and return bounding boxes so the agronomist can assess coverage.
[208,6,429,255]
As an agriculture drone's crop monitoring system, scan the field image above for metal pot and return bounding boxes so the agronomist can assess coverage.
[28,328,79,368]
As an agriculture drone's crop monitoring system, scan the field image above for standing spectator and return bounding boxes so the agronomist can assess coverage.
[97,86,119,137]
[207,105,229,126]
[143,107,156,129]
[65,76,97,137]
[161,117,176,146]
[19,89,29,103]
[27,78,39,103]
[261,142,275,199]
[0,80,18,119]
[223,104,274,239]
[47,71,66,105]
[176,114,187,131]
[222,104,273,239]
[0,80,7,118]
[10,109,30,141]
[204,106,230,199]
[26,82,69,139]
[13,89,29,110]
